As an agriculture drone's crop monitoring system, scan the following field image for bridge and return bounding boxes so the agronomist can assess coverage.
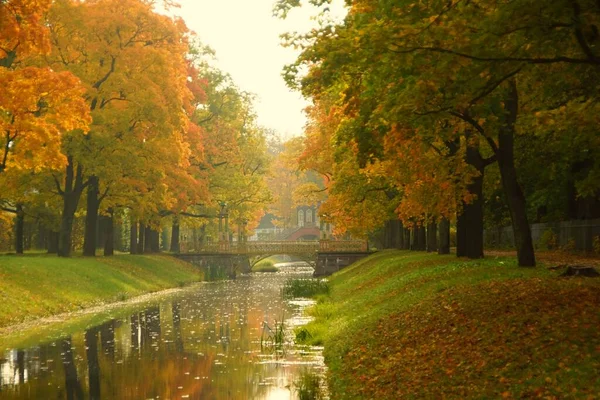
[176,240,372,277]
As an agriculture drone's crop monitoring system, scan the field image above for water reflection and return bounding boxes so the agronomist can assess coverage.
[0,273,326,399]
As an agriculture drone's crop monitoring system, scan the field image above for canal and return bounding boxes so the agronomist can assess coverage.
[0,271,327,399]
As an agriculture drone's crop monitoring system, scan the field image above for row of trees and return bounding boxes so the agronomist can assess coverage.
[277,0,600,265]
[1,0,271,255]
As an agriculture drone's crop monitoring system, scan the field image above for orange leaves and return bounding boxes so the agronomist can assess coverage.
[0,67,90,172]
[0,0,52,64]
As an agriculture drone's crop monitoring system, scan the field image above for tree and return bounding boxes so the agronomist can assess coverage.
[45,0,192,256]
[1,0,90,176]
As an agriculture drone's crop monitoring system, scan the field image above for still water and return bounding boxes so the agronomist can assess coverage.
[0,271,326,399]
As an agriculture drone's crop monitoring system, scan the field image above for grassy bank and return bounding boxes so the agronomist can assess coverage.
[252,259,279,272]
[300,251,600,399]
[0,254,202,328]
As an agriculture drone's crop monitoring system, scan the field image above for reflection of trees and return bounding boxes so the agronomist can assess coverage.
[172,302,184,353]
[100,320,115,360]
[61,337,84,400]
[16,350,25,385]
[1,275,308,399]
[143,306,161,346]
[131,312,141,351]
[84,327,101,400]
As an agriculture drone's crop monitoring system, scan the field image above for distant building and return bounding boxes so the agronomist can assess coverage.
[248,213,282,241]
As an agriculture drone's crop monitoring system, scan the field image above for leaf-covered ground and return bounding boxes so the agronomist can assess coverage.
[300,251,600,399]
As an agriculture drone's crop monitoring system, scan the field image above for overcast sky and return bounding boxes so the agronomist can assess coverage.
[173,0,346,140]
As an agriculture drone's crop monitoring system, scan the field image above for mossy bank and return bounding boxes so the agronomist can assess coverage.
[299,250,600,399]
[0,254,202,328]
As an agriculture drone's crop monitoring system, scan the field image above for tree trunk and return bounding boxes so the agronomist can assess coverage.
[457,134,485,259]
[395,220,405,249]
[83,176,100,257]
[497,80,535,267]
[103,209,114,256]
[456,211,466,257]
[36,223,46,250]
[426,221,437,252]
[58,158,85,257]
[144,226,152,252]
[129,218,138,254]
[403,227,411,250]
[137,223,145,254]
[150,229,160,253]
[438,218,450,254]
[48,231,59,254]
[170,218,180,253]
[15,204,24,254]
[417,225,427,250]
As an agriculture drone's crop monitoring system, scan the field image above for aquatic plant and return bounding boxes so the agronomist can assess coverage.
[282,278,329,298]
[261,316,286,354]
[294,370,325,400]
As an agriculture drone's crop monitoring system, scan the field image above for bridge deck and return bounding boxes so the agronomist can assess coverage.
[181,240,367,255]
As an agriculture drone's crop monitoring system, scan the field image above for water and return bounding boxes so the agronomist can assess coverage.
[0,272,327,399]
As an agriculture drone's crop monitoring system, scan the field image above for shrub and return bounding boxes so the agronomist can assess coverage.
[539,229,558,250]
[593,235,600,255]
[561,238,576,253]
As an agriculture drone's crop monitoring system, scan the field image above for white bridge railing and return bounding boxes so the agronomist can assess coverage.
[181,240,367,254]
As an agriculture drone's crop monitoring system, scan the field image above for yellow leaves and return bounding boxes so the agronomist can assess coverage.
[0,0,52,64]
[0,66,90,172]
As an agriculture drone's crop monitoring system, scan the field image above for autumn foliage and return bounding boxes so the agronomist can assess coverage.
[0,0,272,255]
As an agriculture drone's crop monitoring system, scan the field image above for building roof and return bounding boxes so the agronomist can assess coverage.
[257,213,278,229]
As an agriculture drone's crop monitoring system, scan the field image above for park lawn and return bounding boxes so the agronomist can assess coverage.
[300,250,600,399]
[0,254,202,328]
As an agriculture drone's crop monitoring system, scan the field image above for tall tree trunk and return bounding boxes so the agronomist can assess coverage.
[417,225,427,250]
[497,80,535,267]
[15,204,24,254]
[403,227,411,250]
[103,209,114,256]
[36,223,46,250]
[48,231,59,254]
[83,176,100,257]
[395,220,405,249]
[384,220,392,249]
[58,158,85,257]
[150,229,160,253]
[438,217,450,254]
[144,226,152,252]
[426,221,437,252]
[130,216,137,254]
[170,217,180,253]
[458,133,485,259]
[137,222,145,254]
[456,211,467,257]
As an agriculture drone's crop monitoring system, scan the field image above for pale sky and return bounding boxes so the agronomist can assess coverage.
[173,0,346,139]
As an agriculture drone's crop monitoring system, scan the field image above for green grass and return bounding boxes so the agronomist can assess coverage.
[298,250,600,399]
[0,253,202,328]
[252,260,279,272]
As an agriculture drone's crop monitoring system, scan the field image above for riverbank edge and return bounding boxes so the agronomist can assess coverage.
[0,254,202,329]
[298,250,600,399]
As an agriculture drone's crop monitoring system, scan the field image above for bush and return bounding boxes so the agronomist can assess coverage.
[593,235,600,255]
[561,238,576,253]
[539,229,558,250]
